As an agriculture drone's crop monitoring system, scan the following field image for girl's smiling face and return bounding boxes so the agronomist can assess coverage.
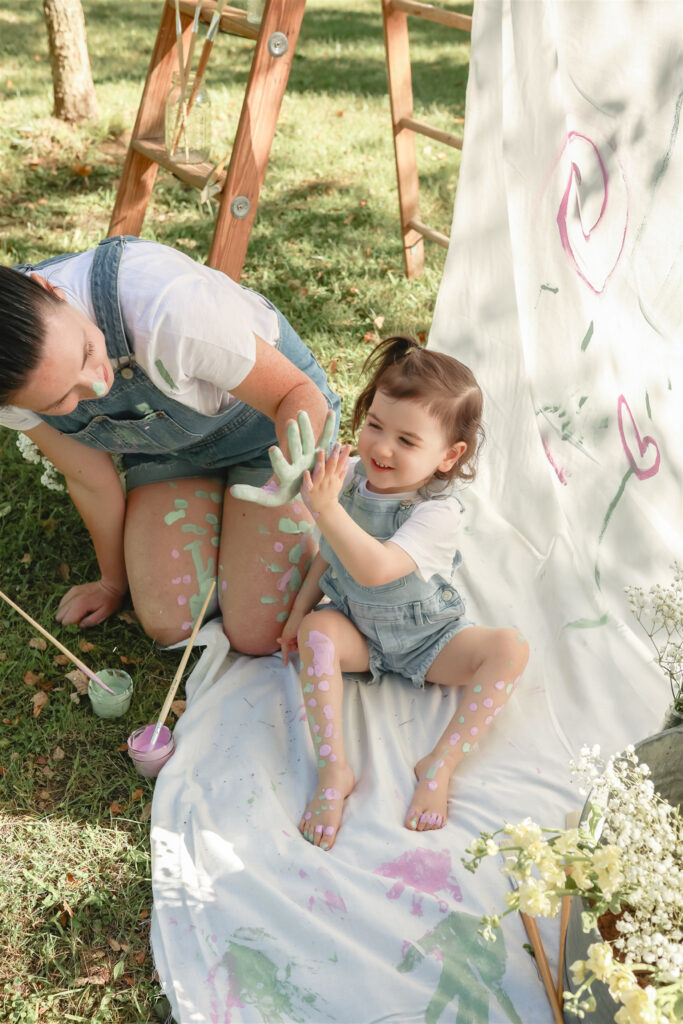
[10,282,113,415]
[357,390,466,494]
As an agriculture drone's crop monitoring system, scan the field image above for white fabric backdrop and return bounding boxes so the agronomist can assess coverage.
[149,2,682,1021]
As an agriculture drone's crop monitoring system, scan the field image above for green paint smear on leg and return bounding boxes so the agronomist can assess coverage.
[164,509,186,525]
[397,911,523,1024]
[278,517,301,534]
[258,525,271,535]
[260,596,278,604]
[287,567,302,592]
[565,614,609,629]
[221,930,322,1021]
[580,321,594,351]
[205,513,219,525]
[155,359,178,390]
[174,499,188,509]
[276,611,289,622]
[289,542,303,564]
[211,536,220,546]
[182,539,215,620]
[210,491,222,503]
[195,490,208,499]
[181,524,207,535]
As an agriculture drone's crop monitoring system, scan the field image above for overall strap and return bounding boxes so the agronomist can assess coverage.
[89,236,139,367]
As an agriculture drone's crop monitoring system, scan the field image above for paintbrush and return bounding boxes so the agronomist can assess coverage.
[0,587,115,693]
[558,809,582,1002]
[173,0,228,151]
[172,0,191,160]
[147,580,216,749]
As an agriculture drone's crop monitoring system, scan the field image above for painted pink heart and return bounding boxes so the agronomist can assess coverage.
[617,395,660,480]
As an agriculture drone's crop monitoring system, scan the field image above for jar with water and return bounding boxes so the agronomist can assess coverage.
[164,72,211,164]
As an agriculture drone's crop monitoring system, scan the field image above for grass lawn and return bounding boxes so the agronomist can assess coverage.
[0,1,470,1019]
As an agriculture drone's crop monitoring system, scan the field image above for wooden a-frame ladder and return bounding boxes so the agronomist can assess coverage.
[108,0,306,281]
[381,0,472,278]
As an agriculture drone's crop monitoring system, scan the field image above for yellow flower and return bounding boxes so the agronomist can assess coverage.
[585,941,613,981]
[592,844,624,895]
[613,985,659,1024]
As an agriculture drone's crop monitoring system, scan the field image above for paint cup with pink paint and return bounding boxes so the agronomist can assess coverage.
[88,669,134,718]
[127,724,176,777]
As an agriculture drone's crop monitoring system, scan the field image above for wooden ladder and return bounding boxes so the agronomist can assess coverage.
[381,0,472,278]
[108,0,306,281]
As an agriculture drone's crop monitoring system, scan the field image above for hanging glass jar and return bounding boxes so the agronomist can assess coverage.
[164,72,211,164]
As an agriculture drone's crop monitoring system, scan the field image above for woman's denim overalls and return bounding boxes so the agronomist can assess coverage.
[318,469,474,688]
[15,236,340,489]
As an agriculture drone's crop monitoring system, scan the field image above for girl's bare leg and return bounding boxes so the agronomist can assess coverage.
[406,626,529,832]
[296,608,369,851]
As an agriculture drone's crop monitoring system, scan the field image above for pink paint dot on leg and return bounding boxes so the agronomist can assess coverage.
[181,620,192,630]
[317,679,330,691]
[485,715,493,725]
[494,706,502,715]
[172,577,181,585]
[329,753,337,762]
[483,697,494,708]
[470,726,478,736]
[324,724,333,738]
[292,503,302,514]
[307,698,317,707]
[324,825,335,836]
[171,549,180,559]
[323,705,333,720]
[307,667,314,676]
[273,542,284,552]
[304,811,312,820]
[428,781,438,791]
[181,574,190,584]
[177,595,187,606]
[221,580,227,591]
[449,733,460,745]
[319,744,331,757]
[469,702,478,711]
[312,724,320,733]
[494,680,505,690]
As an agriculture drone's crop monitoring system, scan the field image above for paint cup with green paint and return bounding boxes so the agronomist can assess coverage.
[88,669,134,719]
[127,724,176,777]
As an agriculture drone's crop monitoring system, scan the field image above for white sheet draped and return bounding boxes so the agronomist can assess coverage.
[150,3,682,1021]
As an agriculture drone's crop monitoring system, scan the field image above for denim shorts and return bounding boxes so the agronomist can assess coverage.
[125,459,272,492]
[317,587,476,689]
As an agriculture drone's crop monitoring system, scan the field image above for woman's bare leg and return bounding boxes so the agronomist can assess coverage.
[406,626,529,831]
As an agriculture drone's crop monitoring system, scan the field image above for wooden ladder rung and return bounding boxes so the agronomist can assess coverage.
[177,1,259,41]
[389,0,472,32]
[397,115,463,150]
[407,218,450,248]
[132,137,225,191]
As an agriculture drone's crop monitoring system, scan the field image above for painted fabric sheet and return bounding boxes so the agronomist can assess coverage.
[149,2,682,1022]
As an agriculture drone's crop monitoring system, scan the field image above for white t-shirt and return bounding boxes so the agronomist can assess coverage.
[341,458,463,583]
[0,241,279,432]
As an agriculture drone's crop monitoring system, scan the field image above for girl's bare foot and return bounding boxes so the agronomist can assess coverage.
[299,763,355,851]
[405,753,452,831]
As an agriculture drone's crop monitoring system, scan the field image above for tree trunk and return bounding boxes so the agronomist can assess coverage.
[43,0,99,122]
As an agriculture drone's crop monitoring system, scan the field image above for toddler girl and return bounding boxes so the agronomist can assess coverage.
[278,336,529,850]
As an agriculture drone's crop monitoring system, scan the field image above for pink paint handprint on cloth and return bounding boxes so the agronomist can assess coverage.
[556,131,628,293]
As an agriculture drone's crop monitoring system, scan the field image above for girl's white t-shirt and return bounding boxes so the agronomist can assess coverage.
[0,241,279,432]
[340,458,464,584]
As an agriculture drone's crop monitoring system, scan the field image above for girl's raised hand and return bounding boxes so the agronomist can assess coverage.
[55,579,127,628]
[301,443,352,516]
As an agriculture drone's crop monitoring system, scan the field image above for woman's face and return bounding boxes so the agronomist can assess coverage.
[11,291,113,415]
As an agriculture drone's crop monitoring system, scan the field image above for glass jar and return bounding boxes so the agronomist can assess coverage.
[164,72,211,164]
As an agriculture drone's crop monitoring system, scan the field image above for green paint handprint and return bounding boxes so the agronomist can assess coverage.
[230,410,336,507]
[398,911,523,1024]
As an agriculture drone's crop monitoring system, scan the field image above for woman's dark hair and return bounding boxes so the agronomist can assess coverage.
[352,335,485,483]
[0,266,57,404]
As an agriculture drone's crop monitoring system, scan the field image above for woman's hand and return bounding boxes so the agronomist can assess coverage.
[230,410,336,507]
[55,579,127,628]
[301,443,352,518]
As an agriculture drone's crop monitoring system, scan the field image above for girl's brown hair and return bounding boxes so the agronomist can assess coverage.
[351,335,484,483]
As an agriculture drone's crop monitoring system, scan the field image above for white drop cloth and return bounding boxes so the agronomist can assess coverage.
[150,2,682,1021]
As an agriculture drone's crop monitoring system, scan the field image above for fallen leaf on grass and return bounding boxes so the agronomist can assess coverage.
[363,331,378,343]
[132,788,143,801]
[20,552,31,564]
[70,693,80,705]
[65,669,89,694]
[78,639,95,653]
[58,562,70,581]
[52,746,65,760]
[170,699,186,718]
[29,637,47,651]
[75,969,108,986]
[33,691,49,717]
[109,802,125,815]
[116,610,138,624]
[23,670,44,686]
[141,802,152,822]
[53,654,68,666]
[372,314,385,330]
[120,655,138,665]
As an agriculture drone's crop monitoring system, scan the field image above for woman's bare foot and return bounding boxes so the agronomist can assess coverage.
[299,763,355,851]
[405,752,453,831]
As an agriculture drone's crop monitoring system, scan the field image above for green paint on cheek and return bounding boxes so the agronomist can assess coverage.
[155,358,178,390]
[92,380,107,396]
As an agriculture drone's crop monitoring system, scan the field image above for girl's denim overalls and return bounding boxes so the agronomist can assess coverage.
[15,236,340,489]
[318,470,474,688]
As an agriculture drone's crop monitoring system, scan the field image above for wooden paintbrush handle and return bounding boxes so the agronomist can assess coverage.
[520,911,564,1024]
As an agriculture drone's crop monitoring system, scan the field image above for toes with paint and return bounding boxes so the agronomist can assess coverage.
[405,754,451,831]
[299,765,355,851]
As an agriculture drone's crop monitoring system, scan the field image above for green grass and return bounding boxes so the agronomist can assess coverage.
[0,2,470,1019]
